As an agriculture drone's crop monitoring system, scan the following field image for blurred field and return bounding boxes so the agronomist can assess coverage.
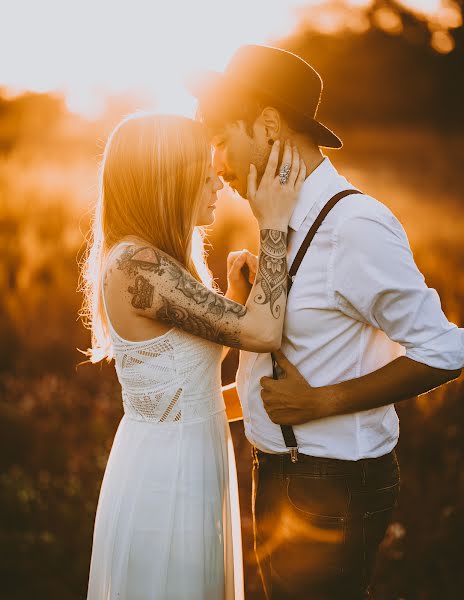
[0,90,463,600]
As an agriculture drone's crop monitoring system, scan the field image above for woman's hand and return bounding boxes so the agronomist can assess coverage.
[225,249,258,305]
[247,140,306,232]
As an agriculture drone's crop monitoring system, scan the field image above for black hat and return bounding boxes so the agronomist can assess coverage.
[188,44,342,149]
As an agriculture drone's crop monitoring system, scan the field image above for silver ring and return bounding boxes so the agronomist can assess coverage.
[279,163,291,185]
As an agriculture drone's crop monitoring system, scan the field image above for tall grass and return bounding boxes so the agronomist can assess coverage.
[0,101,463,598]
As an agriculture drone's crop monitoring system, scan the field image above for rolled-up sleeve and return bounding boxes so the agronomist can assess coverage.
[332,210,464,370]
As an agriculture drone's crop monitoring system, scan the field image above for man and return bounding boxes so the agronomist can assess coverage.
[189,45,464,599]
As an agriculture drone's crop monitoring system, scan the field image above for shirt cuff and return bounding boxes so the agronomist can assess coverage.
[404,327,464,370]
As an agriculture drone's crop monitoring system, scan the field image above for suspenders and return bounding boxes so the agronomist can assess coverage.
[271,189,361,462]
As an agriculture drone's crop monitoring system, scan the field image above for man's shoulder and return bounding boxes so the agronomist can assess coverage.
[336,190,393,219]
[329,190,401,233]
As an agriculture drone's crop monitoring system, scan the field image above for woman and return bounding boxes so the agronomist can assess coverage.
[81,112,305,599]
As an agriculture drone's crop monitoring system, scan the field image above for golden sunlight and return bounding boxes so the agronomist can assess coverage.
[1,0,303,118]
[0,0,460,118]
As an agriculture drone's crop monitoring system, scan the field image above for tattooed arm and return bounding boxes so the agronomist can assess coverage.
[115,235,287,352]
[115,140,306,352]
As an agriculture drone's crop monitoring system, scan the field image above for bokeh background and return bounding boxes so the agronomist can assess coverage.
[1,1,463,598]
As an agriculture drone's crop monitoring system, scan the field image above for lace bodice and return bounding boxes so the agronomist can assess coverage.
[101,243,225,424]
[111,327,225,423]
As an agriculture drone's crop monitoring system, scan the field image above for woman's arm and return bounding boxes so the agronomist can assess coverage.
[114,141,305,352]
[114,234,283,352]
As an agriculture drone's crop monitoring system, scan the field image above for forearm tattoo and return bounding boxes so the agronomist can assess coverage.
[116,245,245,347]
[253,229,288,319]
[156,296,241,347]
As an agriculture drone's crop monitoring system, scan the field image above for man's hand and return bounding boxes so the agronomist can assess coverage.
[261,350,462,426]
[260,349,327,425]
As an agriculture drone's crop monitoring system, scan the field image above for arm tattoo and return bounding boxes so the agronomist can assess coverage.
[163,260,247,319]
[253,229,288,319]
[117,244,247,320]
[128,275,154,310]
[157,296,242,348]
[117,245,165,277]
[115,244,246,346]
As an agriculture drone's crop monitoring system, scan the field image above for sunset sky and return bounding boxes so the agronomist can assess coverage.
[0,0,461,118]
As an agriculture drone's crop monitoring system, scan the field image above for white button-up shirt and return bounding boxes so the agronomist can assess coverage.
[236,157,464,460]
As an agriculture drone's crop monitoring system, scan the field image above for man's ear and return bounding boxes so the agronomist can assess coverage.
[260,107,281,143]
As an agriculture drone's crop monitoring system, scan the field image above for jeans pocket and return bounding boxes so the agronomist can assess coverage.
[364,481,400,517]
[285,474,350,521]
[282,475,349,580]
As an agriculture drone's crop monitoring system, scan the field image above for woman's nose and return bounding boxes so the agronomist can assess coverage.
[213,175,224,192]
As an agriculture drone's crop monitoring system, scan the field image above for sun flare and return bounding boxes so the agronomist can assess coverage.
[0,0,460,118]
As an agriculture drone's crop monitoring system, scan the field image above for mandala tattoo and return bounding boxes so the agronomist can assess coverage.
[253,229,288,319]
[156,296,242,348]
[128,275,154,309]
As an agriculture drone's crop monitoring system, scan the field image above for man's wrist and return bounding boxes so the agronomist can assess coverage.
[305,383,342,422]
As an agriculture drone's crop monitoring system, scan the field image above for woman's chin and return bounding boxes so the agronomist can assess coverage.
[196,209,216,227]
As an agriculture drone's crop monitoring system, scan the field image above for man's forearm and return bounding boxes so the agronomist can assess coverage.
[318,356,461,420]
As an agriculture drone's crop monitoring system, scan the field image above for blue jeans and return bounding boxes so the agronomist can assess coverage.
[251,447,400,600]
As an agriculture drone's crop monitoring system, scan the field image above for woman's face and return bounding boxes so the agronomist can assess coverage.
[196,163,224,226]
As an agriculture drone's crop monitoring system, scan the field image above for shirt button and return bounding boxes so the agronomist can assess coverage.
[245,417,250,423]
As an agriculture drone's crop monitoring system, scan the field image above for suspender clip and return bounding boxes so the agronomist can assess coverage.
[290,447,299,463]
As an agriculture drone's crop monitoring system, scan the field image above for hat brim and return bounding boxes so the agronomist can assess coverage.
[187,70,343,150]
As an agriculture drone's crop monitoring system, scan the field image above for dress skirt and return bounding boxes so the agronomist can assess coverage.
[87,410,244,600]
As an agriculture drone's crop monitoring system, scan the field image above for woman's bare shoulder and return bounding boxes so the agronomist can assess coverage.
[108,241,184,279]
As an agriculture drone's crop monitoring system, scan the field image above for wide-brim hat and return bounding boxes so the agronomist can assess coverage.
[188,44,342,149]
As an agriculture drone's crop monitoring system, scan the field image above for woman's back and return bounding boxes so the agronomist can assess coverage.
[102,242,225,424]
[87,247,241,600]
[110,326,225,424]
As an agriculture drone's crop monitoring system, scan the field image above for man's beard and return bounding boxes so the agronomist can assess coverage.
[252,144,272,181]
[229,179,247,199]
[227,143,271,199]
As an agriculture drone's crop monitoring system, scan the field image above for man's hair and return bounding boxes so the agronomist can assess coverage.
[197,85,317,143]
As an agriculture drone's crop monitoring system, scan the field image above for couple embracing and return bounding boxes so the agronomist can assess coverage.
[84,46,463,599]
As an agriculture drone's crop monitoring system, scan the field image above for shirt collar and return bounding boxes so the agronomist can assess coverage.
[289,157,340,232]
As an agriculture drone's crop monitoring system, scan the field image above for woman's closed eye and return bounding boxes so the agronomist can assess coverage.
[213,137,226,149]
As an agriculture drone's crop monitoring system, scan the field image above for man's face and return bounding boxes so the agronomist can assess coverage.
[211,120,270,199]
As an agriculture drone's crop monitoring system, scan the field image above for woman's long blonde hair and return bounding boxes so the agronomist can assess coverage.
[79,113,213,363]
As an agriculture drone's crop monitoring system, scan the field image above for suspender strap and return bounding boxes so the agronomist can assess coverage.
[273,189,361,462]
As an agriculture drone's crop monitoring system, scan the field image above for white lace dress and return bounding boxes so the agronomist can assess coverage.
[87,263,244,599]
